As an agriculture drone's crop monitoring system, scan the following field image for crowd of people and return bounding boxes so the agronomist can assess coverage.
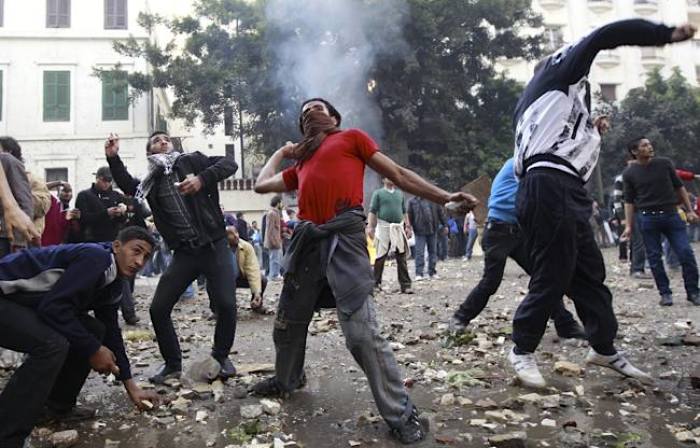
[0,17,697,448]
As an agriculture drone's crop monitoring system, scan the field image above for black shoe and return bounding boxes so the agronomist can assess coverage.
[149,363,182,384]
[218,357,237,380]
[448,316,468,334]
[251,373,306,397]
[659,294,673,306]
[556,323,587,340]
[688,293,700,306]
[390,406,429,444]
[400,287,414,294]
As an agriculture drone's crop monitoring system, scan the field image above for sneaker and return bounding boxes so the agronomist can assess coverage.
[218,357,237,380]
[390,406,429,444]
[630,271,652,279]
[400,287,414,294]
[429,274,441,280]
[124,315,140,326]
[585,349,654,385]
[687,293,700,306]
[556,323,587,340]
[448,316,468,334]
[149,363,182,384]
[414,275,424,282]
[659,293,673,306]
[507,347,546,389]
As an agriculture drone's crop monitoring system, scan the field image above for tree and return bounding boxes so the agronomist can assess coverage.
[106,0,543,190]
[598,67,700,191]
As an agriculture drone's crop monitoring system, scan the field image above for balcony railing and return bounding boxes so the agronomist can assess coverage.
[588,0,613,13]
[641,47,665,66]
[218,178,256,191]
[539,0,566,10]
[633,0,658,14]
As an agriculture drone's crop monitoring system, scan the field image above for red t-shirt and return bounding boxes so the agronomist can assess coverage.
[282,128,379,224]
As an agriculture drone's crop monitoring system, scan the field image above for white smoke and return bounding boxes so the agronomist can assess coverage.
[264,0,408,142]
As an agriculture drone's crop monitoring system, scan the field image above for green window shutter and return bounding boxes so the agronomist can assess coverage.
[102,70,128,120]
[43,70,70,121]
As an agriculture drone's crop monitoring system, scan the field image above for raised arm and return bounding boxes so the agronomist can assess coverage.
[104,135,140,196]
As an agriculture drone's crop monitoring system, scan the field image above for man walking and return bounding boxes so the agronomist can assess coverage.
[407,196,446,280]
[105,131,239,383]
[450,158,585,340]
[264,196,284,281]
[509,19,694,388]
[0,226,160,448]
[367,178,413,293]
[621,137,700,306]
[251,98,476,444]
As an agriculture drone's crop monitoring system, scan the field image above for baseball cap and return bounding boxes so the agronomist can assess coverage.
[95,166,113,181]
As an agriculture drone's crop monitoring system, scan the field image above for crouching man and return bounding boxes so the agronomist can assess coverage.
[0,226,161,448]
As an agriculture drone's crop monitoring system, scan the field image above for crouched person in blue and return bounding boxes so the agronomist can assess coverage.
[0,226,161,448]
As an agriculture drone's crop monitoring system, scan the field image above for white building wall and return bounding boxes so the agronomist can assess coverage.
[499,0,700,104]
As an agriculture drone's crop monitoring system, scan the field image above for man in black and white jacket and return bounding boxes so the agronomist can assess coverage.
[508,19,696,389]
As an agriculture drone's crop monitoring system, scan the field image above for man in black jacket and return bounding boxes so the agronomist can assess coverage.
[105,131,239,383]
[75,167,127,243]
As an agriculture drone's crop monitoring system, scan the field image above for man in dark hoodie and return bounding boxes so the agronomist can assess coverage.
[0,226,160,448]
[105,131,238,383]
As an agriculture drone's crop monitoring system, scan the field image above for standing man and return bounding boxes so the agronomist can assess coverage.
[621,137,700,306]
[407,196,446,280]
[613,162,650,278]
[264,196,284,281]
[251,98,476,444]
[450,158,585,339]
[0,227,161,448]
[105,131,239,383]
[227,226,267,312]
[75,167,127,243]
[509,19,694,388]
[462,210,478,261]
[367,178,413,294]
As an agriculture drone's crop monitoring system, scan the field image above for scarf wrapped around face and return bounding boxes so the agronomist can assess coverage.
[292,109,341,162]
[135,151,182,201]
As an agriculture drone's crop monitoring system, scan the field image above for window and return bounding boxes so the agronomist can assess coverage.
[104,0,127,30]
[43,71,70,122]
[599,83,617,102]
[544,26,564,52]
[102,70,128,121]
[46,0,70,28]
[224,106,234,136]
[45,168,68,183]
[225,144,235,159]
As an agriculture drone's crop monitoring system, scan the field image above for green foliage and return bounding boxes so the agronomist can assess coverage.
[111,0,542,188]
[599,67,700,191]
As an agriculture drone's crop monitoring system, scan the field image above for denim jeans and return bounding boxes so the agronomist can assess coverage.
[464,228,478,259]
[630,216,647,274]
[268,248,283,278]
[437,232,448,261]
[638,212,699,297]
[414,233,437,277]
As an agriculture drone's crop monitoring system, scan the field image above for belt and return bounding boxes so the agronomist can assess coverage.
[486,220,519,234]
[639,207,676,216]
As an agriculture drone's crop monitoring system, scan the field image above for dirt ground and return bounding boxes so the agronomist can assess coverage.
[4,245,699,448]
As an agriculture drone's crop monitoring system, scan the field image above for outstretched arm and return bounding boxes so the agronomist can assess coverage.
[105,135,140,196]
[367,152,477,207]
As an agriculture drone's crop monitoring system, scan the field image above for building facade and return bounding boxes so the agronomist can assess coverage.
[499,0,700,104]
[0,0,253,213]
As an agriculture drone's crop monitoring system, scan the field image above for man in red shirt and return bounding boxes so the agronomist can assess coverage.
[253,98,476,445]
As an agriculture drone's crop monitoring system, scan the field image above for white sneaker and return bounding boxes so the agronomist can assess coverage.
[585,349,654,385]
[415,275,424,282]
[430,274,440,280]
[507,347,547,388]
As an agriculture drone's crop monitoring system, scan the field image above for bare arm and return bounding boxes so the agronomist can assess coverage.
[367,152,477,207]
[621,202,636,241]
[254,143,296,194]
[367,211,377,239]
[677,186,698,222]
[0,163,40,242]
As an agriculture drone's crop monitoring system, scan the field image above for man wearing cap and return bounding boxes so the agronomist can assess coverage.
[75,167,127,244]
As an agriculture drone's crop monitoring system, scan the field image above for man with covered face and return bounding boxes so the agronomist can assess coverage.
[104,131,238,383]
[252,98,477,444]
